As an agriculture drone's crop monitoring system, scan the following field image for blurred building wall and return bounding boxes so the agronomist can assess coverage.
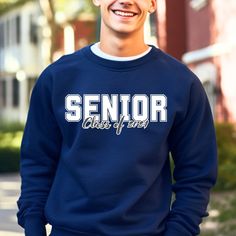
[156,0,236,122]
[0,1,97,123]
[0,0,44,123]
[212,0,236,122]
[0,0,158,124]
[156,0,187,59]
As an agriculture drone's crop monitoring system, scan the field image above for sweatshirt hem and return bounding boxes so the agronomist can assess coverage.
[49,226,164,236]
[49,226,99,236]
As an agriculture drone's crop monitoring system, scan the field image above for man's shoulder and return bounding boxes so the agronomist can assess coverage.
[34,45,90,86]
[48,45,90,71]
[151,46,198,84]
[153,47,189,71]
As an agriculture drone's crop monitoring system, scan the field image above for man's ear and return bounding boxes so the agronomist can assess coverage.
[148,0,157,13]
[93,0,101,7]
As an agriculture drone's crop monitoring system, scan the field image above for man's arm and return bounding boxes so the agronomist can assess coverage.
[17,68,62,236]
[164,75,218,236]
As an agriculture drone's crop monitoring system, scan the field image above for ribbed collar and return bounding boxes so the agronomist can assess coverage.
[78,44,160,71]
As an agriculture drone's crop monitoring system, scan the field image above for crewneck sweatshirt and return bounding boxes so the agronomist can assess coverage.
[17,44,217,236]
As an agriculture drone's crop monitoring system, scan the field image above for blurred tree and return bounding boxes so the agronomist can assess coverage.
[39,0,97,62]
[0,0,97,62]
[38,0,57,63]
[0,0,33,15]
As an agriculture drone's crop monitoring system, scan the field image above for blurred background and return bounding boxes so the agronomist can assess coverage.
[0,0,236,235]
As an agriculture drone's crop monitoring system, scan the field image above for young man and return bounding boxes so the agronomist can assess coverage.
[17,0,217,235]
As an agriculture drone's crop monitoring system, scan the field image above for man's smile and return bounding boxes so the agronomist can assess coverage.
[111,9,138,18]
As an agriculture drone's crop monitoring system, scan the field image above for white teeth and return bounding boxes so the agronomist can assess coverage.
[114,10,135,17]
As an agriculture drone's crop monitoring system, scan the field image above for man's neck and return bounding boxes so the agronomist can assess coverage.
[99,27,148,57]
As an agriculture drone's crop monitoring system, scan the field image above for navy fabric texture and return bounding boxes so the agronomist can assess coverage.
[17,45,217,236]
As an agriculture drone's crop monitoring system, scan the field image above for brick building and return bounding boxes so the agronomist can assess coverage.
[156,0,236,122]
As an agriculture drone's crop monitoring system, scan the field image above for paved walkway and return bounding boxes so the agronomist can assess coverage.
[0,173,23,235]
[0,173,51,236]
[0,173,228,236]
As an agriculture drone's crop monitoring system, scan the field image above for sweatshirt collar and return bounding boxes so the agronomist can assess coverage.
[90,42,152,61]
[80,43,159,71]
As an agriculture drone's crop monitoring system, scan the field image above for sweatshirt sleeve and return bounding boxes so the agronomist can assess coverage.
[16,68,62,236]
[164,75,218,236]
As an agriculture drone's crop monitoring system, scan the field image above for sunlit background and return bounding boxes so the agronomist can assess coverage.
[0,0,236,235]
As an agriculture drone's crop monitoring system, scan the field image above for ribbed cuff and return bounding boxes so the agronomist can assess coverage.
[164,228,183,236]
[164,226,193,236]
[24,216,46,236]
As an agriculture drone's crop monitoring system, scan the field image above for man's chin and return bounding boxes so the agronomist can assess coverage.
[112,28,137,36]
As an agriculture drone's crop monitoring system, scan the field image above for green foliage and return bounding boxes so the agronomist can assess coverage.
[0,0,33,16]
[214,123,236,191]
[218,197,236,222]
[201,191,236,236]
[0,148,20,172]
[170,123,236,191]
[54,0,98,15]
[0,0,98,17]
[0,121,24,133]
[0,123,23,173]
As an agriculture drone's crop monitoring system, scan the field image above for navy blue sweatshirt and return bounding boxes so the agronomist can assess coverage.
[17,44,217,236]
